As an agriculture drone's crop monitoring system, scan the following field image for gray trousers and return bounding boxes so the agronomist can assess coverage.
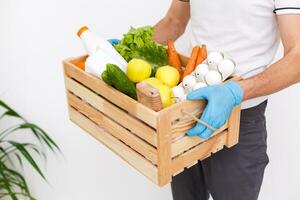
[171,101,269,200]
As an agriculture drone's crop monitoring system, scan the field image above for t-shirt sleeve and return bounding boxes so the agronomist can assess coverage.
[274,0,300,15]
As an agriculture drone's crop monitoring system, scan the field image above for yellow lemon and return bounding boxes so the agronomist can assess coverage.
[142,78,175,108]
[142,78,163,88]
[156,84,175,108]
[155,66,180,87]
[126,59,152,83]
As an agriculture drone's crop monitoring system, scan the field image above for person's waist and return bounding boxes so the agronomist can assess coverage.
[241,100,268,118]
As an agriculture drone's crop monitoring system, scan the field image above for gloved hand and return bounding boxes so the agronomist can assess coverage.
[108,38,120,45]
[186,81,244,139]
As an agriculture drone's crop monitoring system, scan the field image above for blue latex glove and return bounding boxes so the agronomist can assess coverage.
[186,81,244,139]
[108,38,120,45]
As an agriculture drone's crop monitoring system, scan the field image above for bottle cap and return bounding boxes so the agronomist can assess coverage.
[77,26,89,37]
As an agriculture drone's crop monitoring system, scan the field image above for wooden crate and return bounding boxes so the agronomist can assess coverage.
[63,55,241,187]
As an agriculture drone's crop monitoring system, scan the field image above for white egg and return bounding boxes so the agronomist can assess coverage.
[172,86,185,103]
[205,70,222,85]
[218,59,236,81]
[182,75,197,93]
[207,51,224,70]
[195,64,209,83]
[193,82,208,91]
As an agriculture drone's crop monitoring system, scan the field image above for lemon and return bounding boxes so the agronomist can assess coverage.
[126,59,152,83]
[156,84,175,108]
[156,66,180,87]
[143,78,175,108]
[142,78,163,88]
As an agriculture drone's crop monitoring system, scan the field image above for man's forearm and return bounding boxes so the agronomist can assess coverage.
[238,47,300,100]
[153,17,185,45]
[152,0,190,45]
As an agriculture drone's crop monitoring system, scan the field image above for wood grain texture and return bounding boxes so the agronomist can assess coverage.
[136,82,163,112]
[170,108,203,140]
[68,92,158,164]
[68,107,158,184]
[171,122,228,158]
[156,112,172,186]
[64,76,157,146]
[63,55,242,187]
[63,59,158,128]
[226,105,241,147]
[171,131,228,176]
[159,99,206,125]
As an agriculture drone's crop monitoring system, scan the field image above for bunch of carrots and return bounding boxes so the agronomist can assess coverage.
[167,40,207,82]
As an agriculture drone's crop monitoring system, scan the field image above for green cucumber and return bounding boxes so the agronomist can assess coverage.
[101,63,137,100]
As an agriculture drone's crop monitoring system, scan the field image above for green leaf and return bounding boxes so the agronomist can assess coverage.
[0,162,18,200]
[5,167,31,196]
[0,100,22,119]
[0,99,59,199]
[9,123,60,152]
[0,147,15,167]
[114,26,168,73]
[8,141,46,180]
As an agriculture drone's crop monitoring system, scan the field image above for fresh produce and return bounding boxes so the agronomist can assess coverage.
[207,51,224,70]
[182,46,200,79]
[143,77,164,88]
[101,64,137,99]
[205,70,222,85]
[167,40,183,79]
[196,45,208,66]
[143,78,175,108]
[126,58,152,83]
[75,60,85,70]
[156,66,180,87]
[114,26,168,74]
[158,84,175,108]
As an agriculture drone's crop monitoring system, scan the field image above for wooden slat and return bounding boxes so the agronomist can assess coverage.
[160,99,206,126]
[63,59,158,128]
[68,93,158,164]
[136,82,163,112]
[171,109,203,140]
[157,113,172,187]
[64,76,157,147]
[68,107,158,184]
[226,105,241,147]
[171,123,228,158]
[171,131,228,176]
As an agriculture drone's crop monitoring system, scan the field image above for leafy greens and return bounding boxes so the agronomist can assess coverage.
[114,26,168,74]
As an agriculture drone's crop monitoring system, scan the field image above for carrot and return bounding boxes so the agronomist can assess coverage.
[167,40,183,78]
[75,60,85,70]
[182,46,200,79]
[196,44,208,66]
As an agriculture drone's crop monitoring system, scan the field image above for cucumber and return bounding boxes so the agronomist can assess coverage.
[102,63,137,100]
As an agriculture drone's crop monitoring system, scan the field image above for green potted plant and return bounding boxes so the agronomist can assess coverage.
[0,100,60,200]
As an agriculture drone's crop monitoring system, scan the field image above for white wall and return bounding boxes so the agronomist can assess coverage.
[0,0,299,200]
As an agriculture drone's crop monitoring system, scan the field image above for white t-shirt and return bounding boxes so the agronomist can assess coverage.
[184,0,300,109]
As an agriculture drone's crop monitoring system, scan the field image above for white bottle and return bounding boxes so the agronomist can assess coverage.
[85,50,123,79]
[77,26,127,70]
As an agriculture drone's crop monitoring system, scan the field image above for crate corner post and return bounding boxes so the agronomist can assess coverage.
[157,111,173,187]
[226,105,241,148]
